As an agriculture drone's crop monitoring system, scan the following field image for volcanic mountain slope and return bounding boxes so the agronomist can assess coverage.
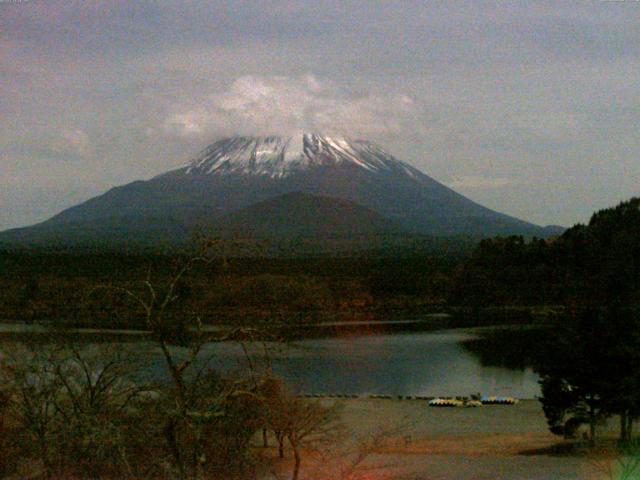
[215,192,401,238]
[0,133,560,248]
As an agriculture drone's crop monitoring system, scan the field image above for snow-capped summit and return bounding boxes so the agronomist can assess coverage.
[180,133,419,178]
[0,133,559,248]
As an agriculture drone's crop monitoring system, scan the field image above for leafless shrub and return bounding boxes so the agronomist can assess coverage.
[93,239,274,480]
[259,377,342,480]
[0,238,373,479]
[0,340,149,478]
[303,422,406,480]
[0,380,12,477]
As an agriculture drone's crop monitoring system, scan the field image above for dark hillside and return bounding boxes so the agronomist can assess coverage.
[451,197,640,308]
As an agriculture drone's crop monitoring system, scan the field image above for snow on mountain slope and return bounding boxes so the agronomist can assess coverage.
[178,133,419,178]
[0,133,557,248]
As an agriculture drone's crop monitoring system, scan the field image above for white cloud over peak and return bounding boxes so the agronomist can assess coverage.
[163,74,422,140]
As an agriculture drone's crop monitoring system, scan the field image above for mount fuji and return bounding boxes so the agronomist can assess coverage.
[0,133,562,249]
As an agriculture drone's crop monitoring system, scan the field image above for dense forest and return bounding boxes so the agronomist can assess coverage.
[0,248,461,330]
[2,198,639,331]
[453,197,640,308]
[456,198,640,443]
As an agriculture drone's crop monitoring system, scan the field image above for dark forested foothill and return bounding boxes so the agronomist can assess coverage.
[451,198,640,309]
[454,198,640,442]
[536,305,640,442]
[0,247,461,331]
[449,236,566,307]
[2,199,640,333]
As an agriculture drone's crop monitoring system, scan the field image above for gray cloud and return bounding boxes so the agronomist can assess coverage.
[3,128,94,164]
[1,0,640,230]
[446,176,520,190]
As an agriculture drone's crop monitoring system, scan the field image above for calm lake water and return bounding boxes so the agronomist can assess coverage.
[198,330,541,398]
[0,325,541,398]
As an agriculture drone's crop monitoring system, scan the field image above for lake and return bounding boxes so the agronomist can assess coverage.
[198,329,541,398]
[0,325,541,398]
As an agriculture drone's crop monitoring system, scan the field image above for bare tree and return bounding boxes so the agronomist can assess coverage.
[1,343,65,478]
[304,422,406,480]
[52,342,149,478]
[334,428,400,480]
[93,239,270,480]
[0,387,8,477]
[0,339,149,479]
[260,378,341,480]
[1,238,336,479]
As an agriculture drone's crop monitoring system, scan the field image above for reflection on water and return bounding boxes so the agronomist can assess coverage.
[0,326,541,398]
[199,330,541,398]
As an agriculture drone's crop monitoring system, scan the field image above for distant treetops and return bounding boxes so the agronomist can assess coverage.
[452,197,640,308]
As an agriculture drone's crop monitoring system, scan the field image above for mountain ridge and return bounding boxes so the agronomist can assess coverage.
[0,134,562,249]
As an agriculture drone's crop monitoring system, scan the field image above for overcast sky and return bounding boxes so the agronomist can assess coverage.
[2,0,639,230]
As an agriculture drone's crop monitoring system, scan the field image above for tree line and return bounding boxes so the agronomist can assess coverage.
[0,240,392,480]
[0,247,458,329]
[458,198,640,444]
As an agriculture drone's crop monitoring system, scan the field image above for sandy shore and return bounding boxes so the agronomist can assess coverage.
[264,398,618,480]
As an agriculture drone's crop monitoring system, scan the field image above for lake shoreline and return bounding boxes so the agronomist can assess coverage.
[263,397,613,479]
[0,313,547,343]
[0,326,543,398]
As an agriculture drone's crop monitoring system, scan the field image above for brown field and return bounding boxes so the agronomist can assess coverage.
[264,399,622,480]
